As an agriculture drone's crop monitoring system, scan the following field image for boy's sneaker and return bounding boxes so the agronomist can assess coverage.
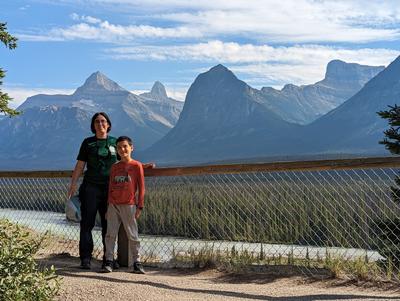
[102,260,113,273]
[132,262,145,274]
[113,260,120,270]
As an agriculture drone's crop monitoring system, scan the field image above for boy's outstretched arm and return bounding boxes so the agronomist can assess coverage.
[142,162,156,169]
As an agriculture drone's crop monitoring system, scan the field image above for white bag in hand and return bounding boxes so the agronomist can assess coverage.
[66,195,81,222]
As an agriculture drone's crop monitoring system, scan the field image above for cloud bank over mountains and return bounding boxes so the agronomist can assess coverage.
[19,1,400,43]
[11,0,400,93]
[4,0,400,116]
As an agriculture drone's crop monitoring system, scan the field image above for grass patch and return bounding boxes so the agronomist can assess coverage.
[169,245,397,282]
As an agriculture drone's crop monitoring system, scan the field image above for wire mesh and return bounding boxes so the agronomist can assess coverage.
[1,166,400,280]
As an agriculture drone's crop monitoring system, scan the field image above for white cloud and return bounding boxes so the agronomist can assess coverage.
[157,0,400,43]
[165,87,187,101]
[47,0,400,18]
[132,88,186,101]
[19,17,202,42]
[108,41,275,62]
[39,0,400,43]
[70,12,80,21]
[231,47,399,87]
[18,1,400,43]
[107,41,399,65]
[132,85,187,101]
[131,89,147,95]
[232,64,326,88]
[13,1,400,92]
[108,41,400,87]
[70,13,101,24]
[19,5,30,10]
[17,34,66,42]
[3,87,75,109]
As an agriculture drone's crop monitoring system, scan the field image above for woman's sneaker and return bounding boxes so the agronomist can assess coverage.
[132,262,145,274]
[80,258,91,270]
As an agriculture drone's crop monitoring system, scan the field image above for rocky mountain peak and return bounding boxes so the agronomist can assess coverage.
[323,60,384,83]
[207,64,233,77]
[210,64,229,71]
[150,81,168,98]
[282,84,298,92]
[140,81,169,101]
[185,64,244,107]
[190,64,239,91]
[74,71,126,95]
[176,64,282,131]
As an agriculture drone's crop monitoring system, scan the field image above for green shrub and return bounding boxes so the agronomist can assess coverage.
[0,219,60,301]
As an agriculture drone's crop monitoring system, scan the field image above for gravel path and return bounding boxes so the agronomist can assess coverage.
[42,256,400,301]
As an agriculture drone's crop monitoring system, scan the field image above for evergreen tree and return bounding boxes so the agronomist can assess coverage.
[0,22,19,116]
[379,105,400,153]
[377,105,400,270]
[378,105,400,202]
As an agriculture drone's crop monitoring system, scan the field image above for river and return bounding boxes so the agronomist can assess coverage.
[0,208,384,263]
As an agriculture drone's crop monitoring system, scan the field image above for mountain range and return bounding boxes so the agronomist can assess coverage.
[260,60,384,124]
[140,57,398,165]
[0,73,183,169]
[141,64,300,165]
[301,55,400,155]
[0,58,396,169]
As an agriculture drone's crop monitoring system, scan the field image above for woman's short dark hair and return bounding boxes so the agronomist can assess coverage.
[91,112,112,134]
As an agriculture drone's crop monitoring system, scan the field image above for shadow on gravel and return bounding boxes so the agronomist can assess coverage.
[57,270,400,301]
[303,277,400,294]
[39,254,400,300]
[210,265,330,285]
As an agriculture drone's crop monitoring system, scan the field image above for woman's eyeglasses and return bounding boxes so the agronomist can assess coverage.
[95,120,108,124]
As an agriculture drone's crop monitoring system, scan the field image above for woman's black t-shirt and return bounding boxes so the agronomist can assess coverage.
[77,136,117,185]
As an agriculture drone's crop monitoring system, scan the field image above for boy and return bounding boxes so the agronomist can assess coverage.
[103,136,145,273]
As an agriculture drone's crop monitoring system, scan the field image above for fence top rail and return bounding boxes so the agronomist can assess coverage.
[1,156,400,178]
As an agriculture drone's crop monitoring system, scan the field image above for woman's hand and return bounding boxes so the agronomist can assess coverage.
[67,183,77,199]
[67,160,86,200]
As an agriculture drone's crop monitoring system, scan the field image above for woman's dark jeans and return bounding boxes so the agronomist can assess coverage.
[79,181,108,262]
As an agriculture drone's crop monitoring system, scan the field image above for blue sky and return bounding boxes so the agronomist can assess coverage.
[2,0,400,107]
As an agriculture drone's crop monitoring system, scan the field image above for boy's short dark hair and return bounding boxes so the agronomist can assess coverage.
[116,136,133,146]
[91,112,112,134]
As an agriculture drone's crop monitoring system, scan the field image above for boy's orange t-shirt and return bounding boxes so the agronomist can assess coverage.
[108,160,145,208]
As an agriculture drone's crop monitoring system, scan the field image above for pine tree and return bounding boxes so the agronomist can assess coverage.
[376,105,400,270]
[0,22,20,116]
[378,105,400,202]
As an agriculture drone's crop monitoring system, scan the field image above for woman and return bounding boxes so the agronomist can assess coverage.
[68,112,155,269]
[67,112,117,269]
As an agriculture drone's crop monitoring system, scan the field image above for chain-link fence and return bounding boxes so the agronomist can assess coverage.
[1,157,400,280]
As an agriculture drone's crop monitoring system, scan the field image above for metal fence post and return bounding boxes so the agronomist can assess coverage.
[117,224,129,267]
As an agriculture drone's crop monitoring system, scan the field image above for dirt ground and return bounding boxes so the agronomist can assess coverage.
[37,254,400,301]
